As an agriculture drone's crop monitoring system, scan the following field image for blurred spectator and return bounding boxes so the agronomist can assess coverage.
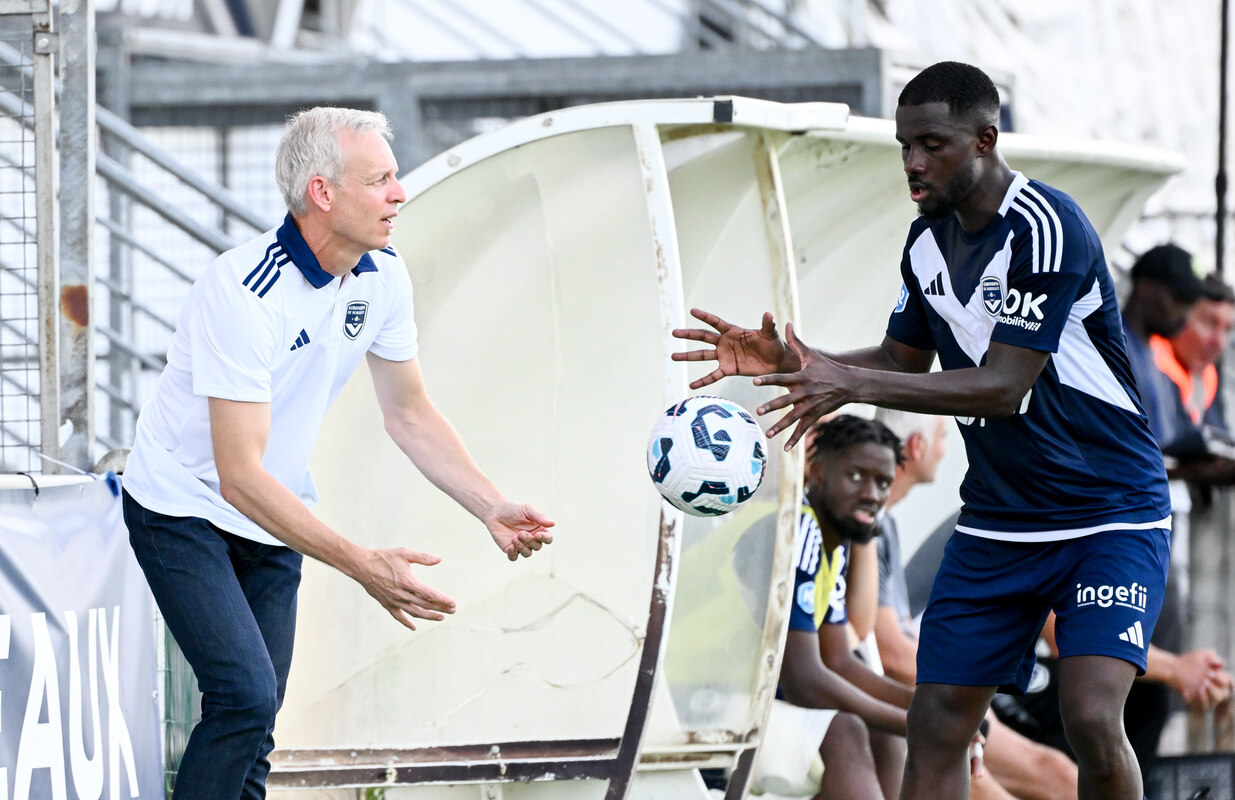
[1120,243,1204,447]
[1153,274,1234,432]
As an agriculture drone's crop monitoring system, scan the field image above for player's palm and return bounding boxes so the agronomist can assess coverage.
[672,309,793,389]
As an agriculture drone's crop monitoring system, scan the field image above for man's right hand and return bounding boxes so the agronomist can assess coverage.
[351,547,457,630]
[671,308,799,389]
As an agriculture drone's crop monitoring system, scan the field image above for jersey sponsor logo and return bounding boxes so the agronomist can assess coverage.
[987,284,1048,332]
[290,328,311,352]
[796,580,816,615]
[923,272,946,296]
[344,300,369,340]
[1001,289,1047,320]
[894,283,908,313]
[1075,581,1149,612]
[994,314,1042,332]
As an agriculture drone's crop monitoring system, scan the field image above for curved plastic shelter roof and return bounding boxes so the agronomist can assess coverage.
[269,97,1181,800]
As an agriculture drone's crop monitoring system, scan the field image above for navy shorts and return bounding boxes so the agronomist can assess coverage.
[916,527,1170,693]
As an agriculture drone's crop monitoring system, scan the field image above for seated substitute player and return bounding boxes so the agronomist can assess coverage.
[674,61,1172,800]
[775,414,909,800]
[122,108,554,800]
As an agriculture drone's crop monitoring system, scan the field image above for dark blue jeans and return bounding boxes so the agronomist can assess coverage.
[123,490,303,800]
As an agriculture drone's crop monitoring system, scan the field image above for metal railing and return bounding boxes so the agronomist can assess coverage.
[92,107,275,453]
[357,0,822,58]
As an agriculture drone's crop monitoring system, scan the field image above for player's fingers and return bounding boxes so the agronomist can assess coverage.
[671,347,718,362]
[756,392,793,415]
[690,307,729,331]
[689,368,726,390]
[753,370,797,390]
[672,327,719,345]
[761,311,778,336]
[765,408,804,442]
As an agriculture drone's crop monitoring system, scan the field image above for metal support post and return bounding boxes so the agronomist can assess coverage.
[58,0,95,470]
[30,2,59,471]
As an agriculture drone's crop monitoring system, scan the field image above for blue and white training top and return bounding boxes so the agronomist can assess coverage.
[886,172,1172,541]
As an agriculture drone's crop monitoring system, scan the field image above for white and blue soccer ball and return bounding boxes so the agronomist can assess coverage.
[646,396,768,517]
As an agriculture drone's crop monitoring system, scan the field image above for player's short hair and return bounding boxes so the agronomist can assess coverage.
[807,414,903,467]
[1200,273,1235,304]
[898,61,1001,129]
[276,107,393,216]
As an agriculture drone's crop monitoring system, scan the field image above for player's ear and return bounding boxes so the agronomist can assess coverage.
[975,124,998,157]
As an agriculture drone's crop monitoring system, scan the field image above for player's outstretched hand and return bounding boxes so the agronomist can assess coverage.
[354,547,457,631]
[753,322,850,450]
[672,309,798,389]
[487,502,556,562]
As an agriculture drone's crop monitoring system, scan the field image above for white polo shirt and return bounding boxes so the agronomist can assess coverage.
[124,215,418,545]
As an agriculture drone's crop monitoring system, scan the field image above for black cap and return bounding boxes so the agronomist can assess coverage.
[1130,244,1204,303]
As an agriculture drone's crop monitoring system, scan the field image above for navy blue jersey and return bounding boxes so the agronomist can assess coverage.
[885,173,1171,540]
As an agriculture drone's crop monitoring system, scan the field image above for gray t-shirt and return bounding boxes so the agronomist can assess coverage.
[876,513,914,635]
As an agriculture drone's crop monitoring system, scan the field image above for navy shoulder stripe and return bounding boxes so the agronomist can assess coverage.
[242,243,289,298]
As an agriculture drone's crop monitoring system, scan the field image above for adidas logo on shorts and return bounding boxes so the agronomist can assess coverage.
[1118,620,1145,649]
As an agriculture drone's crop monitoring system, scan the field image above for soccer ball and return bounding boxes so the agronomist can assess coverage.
[646,396,768,517]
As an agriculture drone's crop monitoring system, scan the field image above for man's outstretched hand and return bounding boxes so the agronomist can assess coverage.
[672,309,798,389]
[487,502,555,562]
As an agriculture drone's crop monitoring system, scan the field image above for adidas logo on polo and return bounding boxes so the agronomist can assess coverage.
[290,329,311,351]
[1119,620,1145,649]
[923,272,946,296]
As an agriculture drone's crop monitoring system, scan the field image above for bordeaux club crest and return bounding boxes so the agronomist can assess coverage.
[980,276,1004,318]
[344,300,369,340]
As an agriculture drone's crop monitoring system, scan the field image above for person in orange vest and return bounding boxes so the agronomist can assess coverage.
[1152,274,1235,433]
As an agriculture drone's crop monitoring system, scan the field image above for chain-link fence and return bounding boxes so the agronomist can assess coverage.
[0,16,44,474]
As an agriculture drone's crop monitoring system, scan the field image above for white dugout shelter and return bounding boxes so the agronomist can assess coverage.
[263,97,1181,799]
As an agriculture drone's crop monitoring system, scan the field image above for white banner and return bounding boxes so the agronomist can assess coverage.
[0,474,163,800]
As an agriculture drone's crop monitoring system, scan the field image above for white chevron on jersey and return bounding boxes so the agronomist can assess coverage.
[907,228,1009,366]
[1052,278,1139,412]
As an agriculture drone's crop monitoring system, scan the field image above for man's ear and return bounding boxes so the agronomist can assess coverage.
[306,175,333,213]
[905,432,926,464]
[975,124,998,157]
[804,457,824,490]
